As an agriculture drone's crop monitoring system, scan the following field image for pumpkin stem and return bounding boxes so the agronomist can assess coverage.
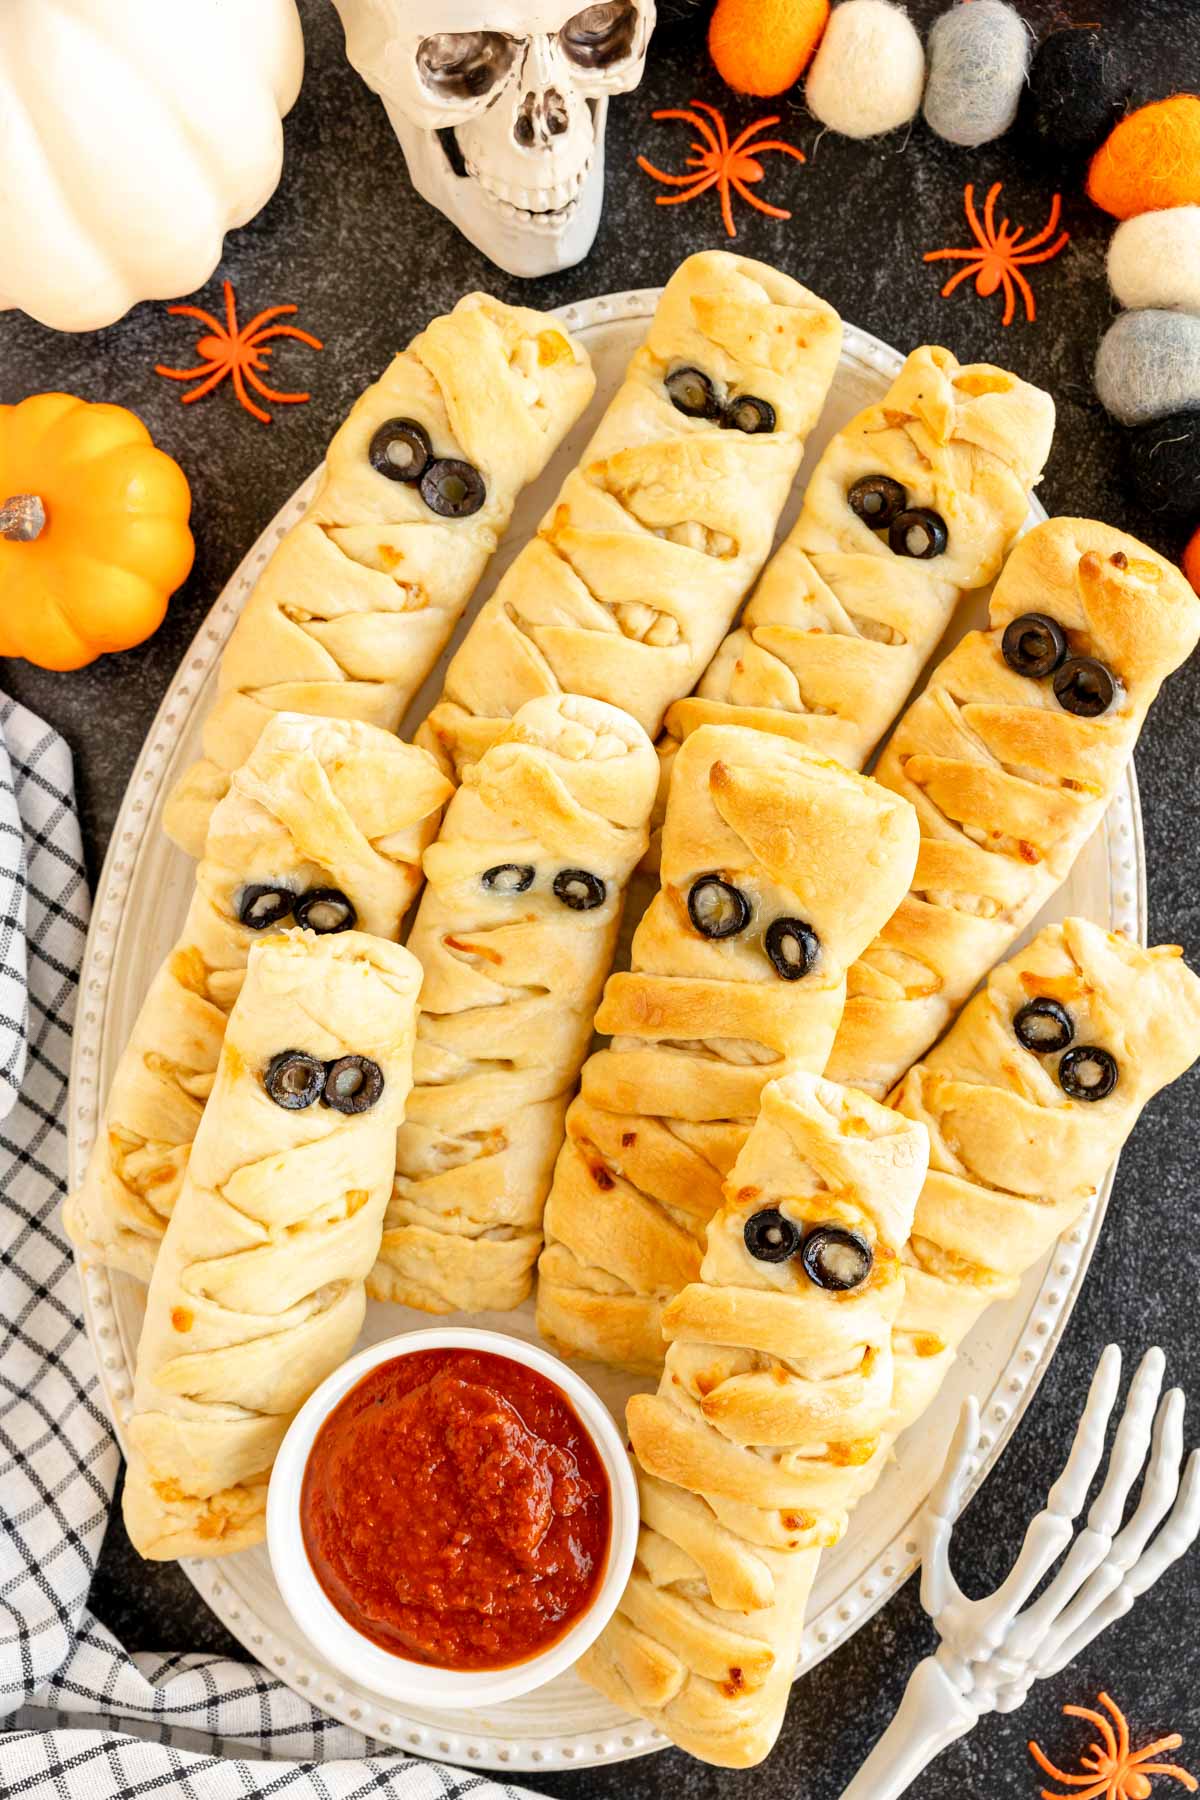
[0,494,46,542]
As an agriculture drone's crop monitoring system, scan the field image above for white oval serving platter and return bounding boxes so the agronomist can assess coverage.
[69,287,1144,1773]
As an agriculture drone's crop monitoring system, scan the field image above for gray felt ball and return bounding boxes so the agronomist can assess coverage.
[923,0,1031,148]
[1095,310,1200,428]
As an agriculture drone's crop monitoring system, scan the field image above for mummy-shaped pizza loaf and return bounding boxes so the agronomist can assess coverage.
[65,715,449,1281]
[418,253,843,782]
[665,346,1055,769]
[163,293,593,856]
[828,519,1200,1098]
[371,695,658,1315]
[580,1074,929,1768]
[122,930,421,1561]
[537,725,919,1374]
[887,919,1200,1438]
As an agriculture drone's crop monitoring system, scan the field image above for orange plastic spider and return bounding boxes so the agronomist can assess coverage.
[637,100,805,239]
[924,182,1069,326]
[1030,1692,1197,1800]
[155,280,323,424]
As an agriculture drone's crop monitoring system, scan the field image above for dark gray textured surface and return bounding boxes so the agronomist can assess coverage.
[3,2,1200,1794]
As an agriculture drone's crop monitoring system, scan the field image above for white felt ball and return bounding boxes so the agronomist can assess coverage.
[1094,309,1200,427]
[923,0,1031,147]
[1108,207,1200,314]
[805,1,925,139]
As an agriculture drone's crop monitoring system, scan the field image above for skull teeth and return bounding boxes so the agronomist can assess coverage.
[464,153,592,223]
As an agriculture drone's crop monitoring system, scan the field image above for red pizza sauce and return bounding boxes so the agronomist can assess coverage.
[300,1348,611,1670]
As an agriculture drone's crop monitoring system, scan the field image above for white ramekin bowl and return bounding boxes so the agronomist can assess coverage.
[266,1327,639,1709]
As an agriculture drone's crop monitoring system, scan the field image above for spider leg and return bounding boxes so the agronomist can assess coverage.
[961,183,989,251]
[245,324,324,351]
[717,174,737,239]
[176,365,233,405]
[688,100,730,154]
[995,268,1017,325]
[736,139,805,163]
[637,155,715,187]
[924,247,986,263]
[1015,192,1065,254]
[1029,1743,1101,1786]
[1133,1762,1198,1791]
[983,182,1004,250]
[235,304,300,336]
[939,261,985,298]
[728,115,782,153]
[222,280,240,336]
[650,175,721,207]
[1065,1704,1119,1763]
[153,359,223,382]
[1013,232,1072,267]
[1100,1694,1129,1765]
[230,363,273,424]
[162,304,226,334]
[650,105,721,155]
[243,366,311,407]
[1009,266,1038,323]
[728,174,792,221]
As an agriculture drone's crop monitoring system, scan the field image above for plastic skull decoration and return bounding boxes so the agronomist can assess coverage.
[332,1,656,276]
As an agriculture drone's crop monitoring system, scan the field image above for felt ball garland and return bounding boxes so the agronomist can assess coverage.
[1023,28,1131,162]
[805,1,925,139]
[923,0,1030,148]
[1108,209,1200,316]
[1124,413,1200,523]
[1087,95,1200,220]
[1094,311,1200,429]
[709,0,829,97]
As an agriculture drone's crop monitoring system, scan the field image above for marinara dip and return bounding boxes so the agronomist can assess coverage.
[299,1347,612,1671]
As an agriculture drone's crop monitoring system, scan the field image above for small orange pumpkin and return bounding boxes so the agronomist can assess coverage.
[0,392,194,671]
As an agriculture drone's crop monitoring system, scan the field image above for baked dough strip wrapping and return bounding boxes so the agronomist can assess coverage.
[828,519,1200,1098]
[537,724,919,1375]
[163,293,594,856]
[578,1074,929,1768]
[123,929,421,1561]
[65,714,449,1281]
[887,918,1200,1437]
[418,252,844,782]
[664,346,1055,771]
[371,694,658,1314]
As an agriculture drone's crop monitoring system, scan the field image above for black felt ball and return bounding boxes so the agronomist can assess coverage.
[1125,411,1200,521]
[1023,29,1131,160]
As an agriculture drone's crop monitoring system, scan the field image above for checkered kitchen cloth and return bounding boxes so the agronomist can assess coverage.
[0,696,540,1799]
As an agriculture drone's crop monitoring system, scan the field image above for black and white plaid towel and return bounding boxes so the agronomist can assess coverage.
[0,696,539,1800]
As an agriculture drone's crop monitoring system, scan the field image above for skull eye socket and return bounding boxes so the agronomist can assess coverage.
[417,31,516,100]
[561,1,638,67]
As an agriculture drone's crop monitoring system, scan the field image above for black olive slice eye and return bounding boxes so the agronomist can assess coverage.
[1014,997,1074,1054]
[295,887,357,935]
[687,875,751,940]
[1053,656,1118,718]
[1058,1045,1119,1102]
[1001,612,1068,679]
[723,394,776,435]
[743,1207,802,1263]
[482,863,535,895]
[889,508,949,559]
[322,1054,385,1114]
[238,884,295,930]
[553,868,607,911]
[665,365,720,419]
[848,474,907,529]
[801,1226,873,1291]
[264,1049,325,1110]
[369,417,432,484]
[764,917,820,981]
[419,457,487,519]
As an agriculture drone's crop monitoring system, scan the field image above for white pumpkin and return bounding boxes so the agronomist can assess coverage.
[0,0,304,332]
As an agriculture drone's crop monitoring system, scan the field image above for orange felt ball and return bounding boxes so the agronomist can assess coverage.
[1086,94,1200,220]
[709,0,830,96]
[1184,525,1200,598]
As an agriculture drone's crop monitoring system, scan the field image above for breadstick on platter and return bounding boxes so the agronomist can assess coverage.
[579,1074,929,1768]
[827,518,1200,1097]
[162,293,594,856]
[122,929,421,1561]
[65,713,449,1281]
[664,345,1054,771]
[536,724,919,1375]
[418,252,844,782]
[371,694,658,1315]
[887,918,1200,1437]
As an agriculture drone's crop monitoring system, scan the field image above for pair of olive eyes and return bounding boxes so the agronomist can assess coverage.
[743,1209,874,1289]
[481,863,607,911]
[265,1050,384,1114]
[665,366,777,435]
[1001,613,1118,718]
[1014,997,1119,1101]
[687,875,820,982]
[847,475,948,560]
[368,417,486,520]
[238,884,356,935]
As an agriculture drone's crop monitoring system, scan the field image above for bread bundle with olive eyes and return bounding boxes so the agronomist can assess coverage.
[664,346,1055,772]
[579,1074,929,1768]
[826,518,1200,1099]
[65,714,450,1282]
[886,918,1200,1438]
[122,930,421,1561]
[417,252,844,784]
[162,293,594,857]
[370,694,659,1316]
[536,724,919,1375]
